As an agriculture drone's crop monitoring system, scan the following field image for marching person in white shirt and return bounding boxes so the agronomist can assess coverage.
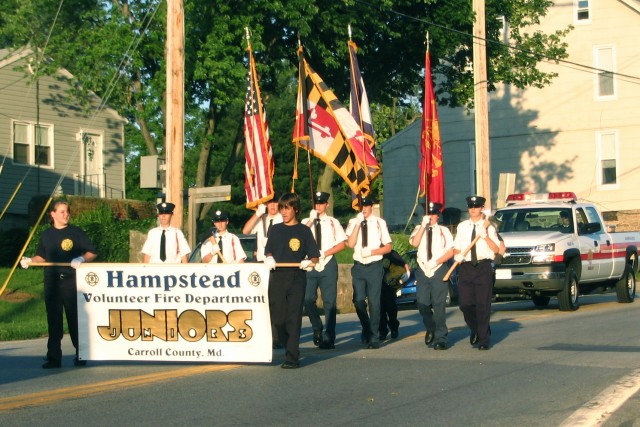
[201,210,247,263]
[302,191,347,350]
[453,195,500,351]
[142,202,191,264]
[345,196,392,349]
[410,201,454,350]
[242,192,283,262]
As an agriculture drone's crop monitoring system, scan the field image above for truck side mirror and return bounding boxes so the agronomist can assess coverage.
[579,222,602,235]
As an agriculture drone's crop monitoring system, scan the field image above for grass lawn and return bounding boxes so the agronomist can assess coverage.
[0,268,49,341]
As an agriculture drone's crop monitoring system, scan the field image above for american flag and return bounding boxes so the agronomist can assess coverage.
[244,46,275,209]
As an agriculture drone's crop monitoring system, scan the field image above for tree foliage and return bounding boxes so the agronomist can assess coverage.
[0,0,570,226]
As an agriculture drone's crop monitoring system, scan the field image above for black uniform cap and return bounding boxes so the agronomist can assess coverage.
[465,196,486,208]
[156,202,175,214]
[314,191,330,204]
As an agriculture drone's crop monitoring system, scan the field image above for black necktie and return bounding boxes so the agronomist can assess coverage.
[160,230,167,262]
[217,236,223,263]
[427,227,433,260]
[470,226,478,265]
[267,218,273,236]
[315,219,322,249]
[361,220,368,247]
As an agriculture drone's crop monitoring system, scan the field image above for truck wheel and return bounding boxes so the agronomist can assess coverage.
[558,266,579,311]
[532,295,550,307]
[615,263,636,303]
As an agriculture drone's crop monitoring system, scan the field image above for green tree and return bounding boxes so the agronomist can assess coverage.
[0,0,570,224]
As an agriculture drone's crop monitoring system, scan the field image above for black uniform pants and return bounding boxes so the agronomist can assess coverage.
[379,284,399,337]
[44,274,79,362]
[269,269,306,363]
[457,260,493,346]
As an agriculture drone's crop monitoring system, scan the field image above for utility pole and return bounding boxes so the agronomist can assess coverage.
[165,0,185,228]
[473,0,491,207]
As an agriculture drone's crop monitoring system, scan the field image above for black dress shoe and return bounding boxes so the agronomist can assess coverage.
[318,341,335,350]
[379,333,388,341]
[73,357,87,367]
[281,361,300,369]
[366,342,380,349]
[425,330,434,346]
[478,344,490,351]
[361,333,371,344]
[272,341,283,349]
[470,332,479,345]
[42,360,62,369]
[390,330,399,339]
[313,330,323,346]
[433,342,447,350]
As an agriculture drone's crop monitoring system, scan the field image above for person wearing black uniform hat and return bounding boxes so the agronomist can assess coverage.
[242,192,283,262]
[142,202,191,263]
[453,196,500,350]
[202,210,247,263]
[302,191,347,349]
[242,193,284,348]
[345,195,393,349]
[410,201,454,350]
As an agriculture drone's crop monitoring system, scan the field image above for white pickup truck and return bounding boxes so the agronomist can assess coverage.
[493,192,639,311]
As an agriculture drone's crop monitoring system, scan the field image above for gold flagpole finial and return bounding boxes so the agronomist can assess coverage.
[245,27,251,50]
[426,31,430,50]
[348,24,352,41]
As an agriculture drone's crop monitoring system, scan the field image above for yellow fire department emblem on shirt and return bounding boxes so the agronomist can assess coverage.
[61,239,74,251]
[289,238,301,252]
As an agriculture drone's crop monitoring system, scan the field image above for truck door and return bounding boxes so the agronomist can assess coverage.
[586,206,617,278]
[575,207,603,281]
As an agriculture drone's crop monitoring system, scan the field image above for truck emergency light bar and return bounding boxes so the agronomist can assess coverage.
[505,192,577,204]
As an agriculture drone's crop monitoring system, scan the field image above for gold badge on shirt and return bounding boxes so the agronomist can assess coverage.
[61,239,74,252]
[289,238,301,252]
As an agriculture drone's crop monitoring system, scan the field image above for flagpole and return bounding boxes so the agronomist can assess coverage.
[425,32,430,214]
[297,40,315,205]
[347,27,365,211]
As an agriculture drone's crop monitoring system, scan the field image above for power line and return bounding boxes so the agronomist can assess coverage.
[351,0,640,84]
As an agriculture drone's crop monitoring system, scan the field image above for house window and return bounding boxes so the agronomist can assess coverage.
[575,0,590,22]
[595,46,616,99]
[597,131,618,187]
[12,121,53,167]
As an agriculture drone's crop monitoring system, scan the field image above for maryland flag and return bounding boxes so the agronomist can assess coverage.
[293,48,379,199]
[348,40,375,154]
[419,50,445,207]
[244,44,275,209]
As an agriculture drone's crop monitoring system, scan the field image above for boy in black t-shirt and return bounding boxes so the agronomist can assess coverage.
[264,193,320,369]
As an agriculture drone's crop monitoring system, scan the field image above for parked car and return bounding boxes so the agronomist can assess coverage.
[188,232,257,263]
[396,250,459,307]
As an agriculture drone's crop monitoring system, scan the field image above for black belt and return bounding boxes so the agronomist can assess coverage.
[59,273,75,280]
[354,260,382,266]
[463,259,492,267]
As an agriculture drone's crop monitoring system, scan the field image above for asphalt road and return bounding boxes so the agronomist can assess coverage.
[1,293,640,426]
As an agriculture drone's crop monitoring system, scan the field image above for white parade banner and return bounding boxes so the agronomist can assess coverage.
[76,263,272,363]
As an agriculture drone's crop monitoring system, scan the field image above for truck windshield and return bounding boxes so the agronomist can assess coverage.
[494,208,573,233]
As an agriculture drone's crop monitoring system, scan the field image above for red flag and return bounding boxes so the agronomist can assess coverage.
[293,49,379,198]
[419,50,445,207]
[244,46,275,209]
